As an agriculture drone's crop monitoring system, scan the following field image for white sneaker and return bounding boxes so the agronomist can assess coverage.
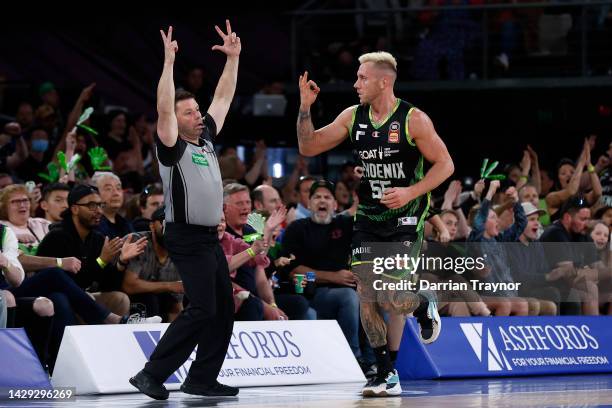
[123,314,162,324]
[361,369,402,397]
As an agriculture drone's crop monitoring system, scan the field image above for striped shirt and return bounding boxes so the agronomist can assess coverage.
[155,113,223,227]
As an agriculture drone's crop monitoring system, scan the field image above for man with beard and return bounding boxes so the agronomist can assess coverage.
[281,180,361,358]
[297,51,454,397]
[121,206,184,322]
[36,184,142,317]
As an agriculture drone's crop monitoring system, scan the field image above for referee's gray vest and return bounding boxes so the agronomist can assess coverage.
[156,133,223,227]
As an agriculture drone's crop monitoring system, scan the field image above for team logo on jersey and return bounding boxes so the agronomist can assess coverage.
[398,217,418,227]
[388,121,400,143]
[372,131,381,138]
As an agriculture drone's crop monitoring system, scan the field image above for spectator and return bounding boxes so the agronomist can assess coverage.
[596,140,612,206]
[15,102,34,133]
[594,206,612,236]
[334,181,352,212]
[39,81,60,111]
[339,162,359,192]
[0,223,54,367]
[0,122,28,173]
[0,223,26,329]
[242,139,269,188]
[92,171,134,238]
[40,183,70,223]
[540,196,600,315]
[132,184,164,232]
[113,127,144,179]
[545,140,601,220]
[423,208,491,317]
[0,184,51,255]
[182,66,213,104]
[16,127,53,184]
[99,110,129,161]
[281,155,309,208]
[589,221,612,314]
[0,173,13,189]
[223,183,311,320]
[36,184,130,316]
[34,104,60,146]
[121,207,183,322]
[252,184,283,214]
[218,213,275,320]
[507,202,559,315]
[3,216,159,373]
[288,176,316,223]
[468,180,529,316]
[281,179,361,357]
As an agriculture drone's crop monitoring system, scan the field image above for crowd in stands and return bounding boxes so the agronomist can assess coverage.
[0,78,610,376]
[302,0,612,81]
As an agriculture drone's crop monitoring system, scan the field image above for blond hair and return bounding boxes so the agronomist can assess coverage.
[0,184,29,220]
[358,51,397,73]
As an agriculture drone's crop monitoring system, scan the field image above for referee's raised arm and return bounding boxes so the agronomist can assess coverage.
[156,26,179,148]
[207,19,241,135]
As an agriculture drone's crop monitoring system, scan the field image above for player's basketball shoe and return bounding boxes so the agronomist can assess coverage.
[414,290,441,344]
[361,369,402,397]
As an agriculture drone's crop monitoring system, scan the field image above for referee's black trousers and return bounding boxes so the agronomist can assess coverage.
[143,223,234,385]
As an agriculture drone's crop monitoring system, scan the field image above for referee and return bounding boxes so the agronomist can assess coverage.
[130,21,241,400]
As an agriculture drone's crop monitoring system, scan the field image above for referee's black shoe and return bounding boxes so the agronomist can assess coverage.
[129,370,169,400]
[180,380,239,397]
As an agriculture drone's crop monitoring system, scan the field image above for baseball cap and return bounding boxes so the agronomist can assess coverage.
[309,179,335,198]
[558,196,590,217]
[39,82,56,97]
[68,184,99,206]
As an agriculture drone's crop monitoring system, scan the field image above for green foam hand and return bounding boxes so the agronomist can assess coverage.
[37,162,59,182]
[88,147,111,171]
[244,212,265,243]
[479,159,502,180]
[57,151,81,173]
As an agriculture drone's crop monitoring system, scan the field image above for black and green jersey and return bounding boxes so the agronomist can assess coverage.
[349,98,430,236]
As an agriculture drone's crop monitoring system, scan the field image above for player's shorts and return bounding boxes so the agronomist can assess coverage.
[351,228,424,303]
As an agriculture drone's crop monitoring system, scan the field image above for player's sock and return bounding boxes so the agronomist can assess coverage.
[373,344,393,377]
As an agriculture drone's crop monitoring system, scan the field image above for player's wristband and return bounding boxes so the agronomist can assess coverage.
[247,248,256,258]
[56,258,63,268]
[96,257,108,268]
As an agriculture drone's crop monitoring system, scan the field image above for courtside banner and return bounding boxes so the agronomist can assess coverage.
[397,316,612,379]
[0,328,51,388]
[52,320,364,395]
